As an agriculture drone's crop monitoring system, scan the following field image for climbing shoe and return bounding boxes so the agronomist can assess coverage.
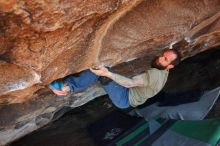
[49,80,69,96]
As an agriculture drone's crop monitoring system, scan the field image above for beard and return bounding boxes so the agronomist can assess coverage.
[151,57,167,70]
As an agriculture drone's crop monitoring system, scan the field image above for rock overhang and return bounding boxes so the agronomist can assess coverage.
[0,0,220,145]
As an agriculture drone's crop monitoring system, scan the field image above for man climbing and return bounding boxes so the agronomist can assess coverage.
[49,49,181,109]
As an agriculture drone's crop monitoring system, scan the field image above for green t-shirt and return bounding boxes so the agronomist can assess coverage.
[129,68,169,107]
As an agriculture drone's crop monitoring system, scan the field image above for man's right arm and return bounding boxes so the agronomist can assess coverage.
[107,72,145,88]
[90,66,146,88]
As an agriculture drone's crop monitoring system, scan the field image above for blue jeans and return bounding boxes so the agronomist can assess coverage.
[65,70,130,109]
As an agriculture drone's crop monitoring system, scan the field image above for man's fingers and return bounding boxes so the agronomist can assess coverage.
[90,65,109,76]
[89,68,95,72]
[90,68,100,73]
[91,67,100,70]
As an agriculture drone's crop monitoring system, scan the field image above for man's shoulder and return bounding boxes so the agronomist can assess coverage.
[148,67,168,73]
[146,68,169,78]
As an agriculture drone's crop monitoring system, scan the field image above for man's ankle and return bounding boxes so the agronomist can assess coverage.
[62,83,70,93]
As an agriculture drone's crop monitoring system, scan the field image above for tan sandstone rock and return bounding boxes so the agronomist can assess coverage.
[0,0,220,144]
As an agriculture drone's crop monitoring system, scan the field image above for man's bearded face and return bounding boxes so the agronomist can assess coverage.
[152,50,177,70]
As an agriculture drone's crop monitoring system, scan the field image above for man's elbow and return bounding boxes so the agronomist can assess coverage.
[125,82,143,88]
[123,84,134,88]
[123,82,136,88]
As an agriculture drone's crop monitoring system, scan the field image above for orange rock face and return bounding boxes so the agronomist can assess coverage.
[0,0,220,104]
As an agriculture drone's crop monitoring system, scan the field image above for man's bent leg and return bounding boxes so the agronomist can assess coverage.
[102,81,130,109]
[65,69,99,92]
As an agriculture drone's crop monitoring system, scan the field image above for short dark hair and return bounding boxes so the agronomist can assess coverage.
[163,49,181,66]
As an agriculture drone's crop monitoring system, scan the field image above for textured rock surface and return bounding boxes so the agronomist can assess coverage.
[1,0,220,145]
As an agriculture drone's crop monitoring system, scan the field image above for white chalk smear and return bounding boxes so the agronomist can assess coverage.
[2,70,41,95]
[126,57,137,62]
[169,41,178,49]
[185,37,192,43]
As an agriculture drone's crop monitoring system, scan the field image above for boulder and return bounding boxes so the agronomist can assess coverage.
[0,0,220,145]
